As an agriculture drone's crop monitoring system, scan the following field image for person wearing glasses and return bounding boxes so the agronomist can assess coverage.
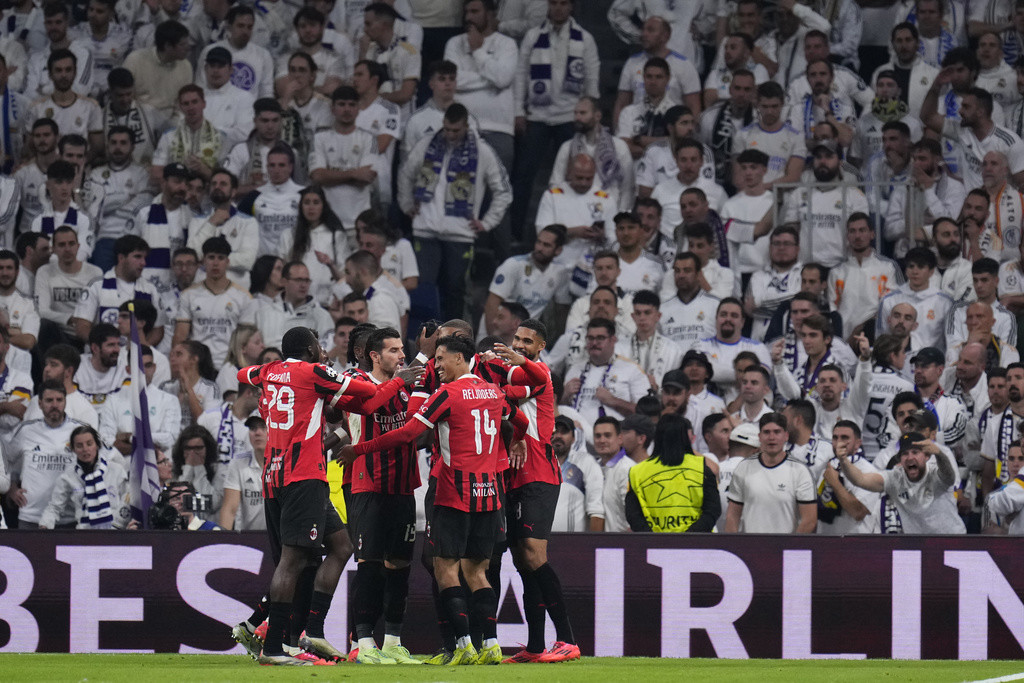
[560,317,649,425]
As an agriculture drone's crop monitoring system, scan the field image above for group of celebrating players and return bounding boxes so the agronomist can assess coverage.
[228,319,577,666]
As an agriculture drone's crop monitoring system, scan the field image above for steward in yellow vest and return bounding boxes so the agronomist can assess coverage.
[626,414,720,532]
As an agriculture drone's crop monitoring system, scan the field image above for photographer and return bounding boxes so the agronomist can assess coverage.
[39,426,131,530]
[150,481,221,531]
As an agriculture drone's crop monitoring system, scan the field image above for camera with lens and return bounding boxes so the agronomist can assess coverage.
[148,481,212,530]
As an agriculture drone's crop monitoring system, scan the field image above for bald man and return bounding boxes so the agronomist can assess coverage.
[942,341,991,424]
[980,151,1024,263]
[535,153,617,270]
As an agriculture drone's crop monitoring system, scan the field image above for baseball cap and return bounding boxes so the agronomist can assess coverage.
[163,162,191,180]
[811,138,840,156]
[897,432,927,455]
[729,422,760,447]
[662,369,689,390]
[554,415,575,432]
[681,350,714,381]
[621,414,655,443]
[205,46,232,66]
[911,347,944,366]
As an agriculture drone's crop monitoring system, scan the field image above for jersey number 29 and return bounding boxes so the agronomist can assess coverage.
[267,385,295,430]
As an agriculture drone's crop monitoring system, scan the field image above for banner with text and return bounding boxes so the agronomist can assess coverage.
[1,532,1022,659]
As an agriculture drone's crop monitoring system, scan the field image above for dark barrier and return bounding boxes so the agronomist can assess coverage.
[1,531,1023,659]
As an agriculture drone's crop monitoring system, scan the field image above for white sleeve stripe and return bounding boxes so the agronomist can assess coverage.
[414,413,434,428]
[329,376,352,407]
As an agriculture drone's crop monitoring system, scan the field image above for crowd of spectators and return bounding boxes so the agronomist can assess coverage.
[2,0,1024,535]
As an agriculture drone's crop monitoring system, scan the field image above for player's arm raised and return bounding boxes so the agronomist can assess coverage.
[493,343,549,387]
[334,367,424,414]
[339,417,430,465]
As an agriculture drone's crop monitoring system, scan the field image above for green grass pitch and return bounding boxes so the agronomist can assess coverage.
[2,654,1023,682]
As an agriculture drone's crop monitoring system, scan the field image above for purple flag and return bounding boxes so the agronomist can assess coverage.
[128,305,161,527]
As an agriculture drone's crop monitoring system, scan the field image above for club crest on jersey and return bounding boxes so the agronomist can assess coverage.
[927,310,935,320]
[310,524,319,541]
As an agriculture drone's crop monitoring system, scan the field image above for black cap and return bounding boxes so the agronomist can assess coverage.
[205,46,232,66]
[163,162,190,180]
[554,415,575,432]
[681,350,714,381]
[897,432,927,455]
[621,414,655,442]
[911,347,944,366]
[811,138,840,156]
[662,369,689,390]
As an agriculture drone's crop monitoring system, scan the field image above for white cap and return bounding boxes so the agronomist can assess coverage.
[729,422,760,447]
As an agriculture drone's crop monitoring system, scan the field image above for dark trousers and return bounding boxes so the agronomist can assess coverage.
[511,120,574,242]
[415,236,474,322]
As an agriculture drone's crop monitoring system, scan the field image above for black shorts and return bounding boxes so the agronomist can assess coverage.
[264,479,344,563]
[341,482,353,530]
[350,492,416,562]
[428,505,503,560]
[506,482,559,543]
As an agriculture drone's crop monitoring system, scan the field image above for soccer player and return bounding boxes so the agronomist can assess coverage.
[346,327,422,665]
[236,326,380,666]
[340,335,530,666]
[495,322,580,663]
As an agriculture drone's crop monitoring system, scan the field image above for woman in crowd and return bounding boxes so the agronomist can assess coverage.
[278,185,351,304]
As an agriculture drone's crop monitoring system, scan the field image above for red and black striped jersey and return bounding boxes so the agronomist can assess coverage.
[510,359,562,489]
[338,367,371,487]
[414,374,519,513]
[238,360,376,497]
[349,374,419,495]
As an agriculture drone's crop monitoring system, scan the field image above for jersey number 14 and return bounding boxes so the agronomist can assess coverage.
[471,408,498,455]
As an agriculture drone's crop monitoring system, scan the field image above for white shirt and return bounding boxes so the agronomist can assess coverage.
[563,355,650,425]
[515,20,600,124]
[253,295,335,348]
[734,122,807,183]
[86,163,152,241]
[74,359,127,406]
[614,332,682,386]
[977,61,1021,109]
[310,126,380,226]
[222,452,266,531]
[0,363,32,447]
[877,283,955,351]
[277,224,353,305]
[186,210,260,286]
[196,40,276,98]
[366,35,422,120]
[356,97,401,202]
[28,93,102,140]
[96,384,181,452]
[72,268,165,328]
[36,261,103,333]
[24,390,97,429]
[986,476,1024,535]
[651,175,727,238]
[828,251,904,337]
[601,454,637,533]
[31,203,93,262]
[704,63,769,101]
[881,458,966,534]
[691,336,771,397]
[444,31,518,136]
[202,82,256,148]
[617,49,701,108]
[659,290,719,353]
[817,453,881,534]
[861,366,915,457]
[534,184,617,269]
[782,185,870,268]
[8,417,80,524]
[686,387,727,454]
[728,454,817,533]
[722,190,774,276]
[488,254,571,318]
[0,289,39,340]
[177,280,253,367]
[245,179,303,257]
[941,117,1024,192]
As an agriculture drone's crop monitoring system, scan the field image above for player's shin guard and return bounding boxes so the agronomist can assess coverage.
[432,578,457,651]
[520,569,547,653]
[290,565,318,645]
[304,590,334,640]
[264,602,290,656]
[353,562,386,640]
[383,566,411,636]
[470,587,498,641]
[534,562,574,644]
[439,586,471,641]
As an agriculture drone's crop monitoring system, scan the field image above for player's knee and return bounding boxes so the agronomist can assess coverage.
[521,539,547,570]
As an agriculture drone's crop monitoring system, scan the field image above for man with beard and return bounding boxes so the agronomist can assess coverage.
[637,106,716,199]
[85,127,151,271]
[0,250,38,351]
[236,143,304,257]
[951,259,1016,351]
[102,68,165,166]
[703,34,770,108]
[484,225,571,336]
[870,24,938,119]
[922,83,1024,191]
[947,301,1021,371]
[773,315,860,404]
[551,97,634,210]
[878,247,954,351]
[659,252,719,354]
[14,119,58,234]
[745,226,803,341]
[884,140,966,258]
[863,122,913,232]
[561,318,649,426]
[133,163,192,296]
[692,298,771,398]
[817,421,882,534]
[929,218,974,303]
[786,60,856,144]
[613,16,702,125]
[975,152,1024,263]
[677,221,735,300]
[782,140,869,269]
[980,363,1024,502]
[535,154,616,272]
[30,160,92,263]
[72,323,125,405]
[24,4,94,99]
[734,81,806,188]
[495,324,580,663]
[28,50,103,156]
[840,431,965,533]
[698,70,756,190]
[562,254,637,339]
[187,169,259,286]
